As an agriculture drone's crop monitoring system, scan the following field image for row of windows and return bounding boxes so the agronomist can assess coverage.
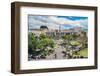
[46,32,73,35]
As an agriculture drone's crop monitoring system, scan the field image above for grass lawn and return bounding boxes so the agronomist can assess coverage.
[71,41,80,46]
[80,48,88,57]
[72,48,88,58]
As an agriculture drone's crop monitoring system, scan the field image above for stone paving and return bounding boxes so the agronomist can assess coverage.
[46,39,66,59]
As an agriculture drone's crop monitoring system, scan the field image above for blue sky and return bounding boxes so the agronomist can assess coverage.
[58,16,87,20]
[28,15,88,30]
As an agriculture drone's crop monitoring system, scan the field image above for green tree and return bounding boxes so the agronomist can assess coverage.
[62,34,81,58]
[76,31,88,57]
[77,31,87,49]
[37,34,55,57]
[28,33,55,59]
[62,35,72,58]
[28,32,40,57]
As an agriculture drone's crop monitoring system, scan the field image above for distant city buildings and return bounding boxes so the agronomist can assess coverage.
[29,25,87,38]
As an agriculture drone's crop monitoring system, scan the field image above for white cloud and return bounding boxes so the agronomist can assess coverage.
[28,15,88,30]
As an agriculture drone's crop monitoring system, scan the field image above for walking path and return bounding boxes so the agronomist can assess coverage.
[46,39,66,59]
